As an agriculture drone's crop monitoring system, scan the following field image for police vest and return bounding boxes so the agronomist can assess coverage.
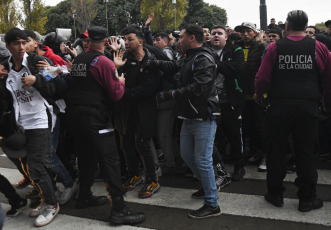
[269,37,322,102]
[67,51,111,113]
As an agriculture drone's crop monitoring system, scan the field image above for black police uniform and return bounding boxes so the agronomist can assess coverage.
[66,50,125,201]
[266,37,321,202]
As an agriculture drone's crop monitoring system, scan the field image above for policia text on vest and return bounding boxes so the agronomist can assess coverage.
[278,54,313,70]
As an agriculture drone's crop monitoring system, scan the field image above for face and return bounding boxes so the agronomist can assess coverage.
[83,38,89,50]
[268,33,280,42]
[25,36,37,52]
[305,28,315,38]
[210,28,228,49]
[60,42,66,53]
[124,33,142,54]
[271,19,275,24]
[154,36,168,50]
[6,39,26,60]
[240,28,257,43]
[168,33,176,46]
[178,29,191,52]
[263,34,270,43]
[203,28,210,42]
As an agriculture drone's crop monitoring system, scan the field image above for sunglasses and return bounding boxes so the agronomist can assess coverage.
[268,35,278,38]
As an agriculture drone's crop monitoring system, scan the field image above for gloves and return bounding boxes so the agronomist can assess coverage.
[156,90,174,103]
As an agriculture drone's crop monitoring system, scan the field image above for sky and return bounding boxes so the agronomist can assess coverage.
[45,0,330,28]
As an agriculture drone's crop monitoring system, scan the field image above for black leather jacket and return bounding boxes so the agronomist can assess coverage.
[157,46,219,120]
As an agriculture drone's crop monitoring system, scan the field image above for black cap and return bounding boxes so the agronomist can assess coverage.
[325,20,331,28]
[88,26,107,41]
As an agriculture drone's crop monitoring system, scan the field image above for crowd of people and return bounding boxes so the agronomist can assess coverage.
[0,9,331,228]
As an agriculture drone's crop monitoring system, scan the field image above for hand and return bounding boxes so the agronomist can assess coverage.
[0,65,8,79]
[118,73,125,85]
[156,90,174,103]
[21,75,36,90]
[145,13,154,27]
[36,60,50,72]
[255,30,265,44]
[65,58,73,72]
[68,47,77,57]
[113,50,127,68]
[107,37,121,52]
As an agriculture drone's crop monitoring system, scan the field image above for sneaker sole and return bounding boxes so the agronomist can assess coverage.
[188,211,221,219]
[217,181,231,191]
[7,199,31,217]
[34,206,60,227]
[138,185,160,198]
[110,216,146,225]
[298,203,323,212]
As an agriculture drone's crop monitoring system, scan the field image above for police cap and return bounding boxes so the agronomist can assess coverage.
[88,26,107,41]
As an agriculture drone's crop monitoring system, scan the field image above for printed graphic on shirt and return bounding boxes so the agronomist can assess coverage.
[278,54,313,70]
[14,89,34,104]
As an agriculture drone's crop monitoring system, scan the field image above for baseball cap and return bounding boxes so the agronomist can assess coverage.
[234,22,257,32]
[1,131,27,158]
[79,30,89,39]
[88,26,107,41]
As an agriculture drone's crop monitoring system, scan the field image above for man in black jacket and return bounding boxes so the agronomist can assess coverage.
[114,25,161,198]
[210,25,245,182]
[234,22,267,169]
[156,24,220,219]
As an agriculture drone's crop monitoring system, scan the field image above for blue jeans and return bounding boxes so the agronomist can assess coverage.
[45,118,73,189]
[180,119,218,207]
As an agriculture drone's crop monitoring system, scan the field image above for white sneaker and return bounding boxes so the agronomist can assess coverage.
[59,182,78,205]
[30,202,46,218]
[34,202,60,227]
[258,157,267,172]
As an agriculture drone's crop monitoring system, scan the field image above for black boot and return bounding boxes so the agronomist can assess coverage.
[110,196,145,225]
[232,165,245,181]
[76,195,108,209]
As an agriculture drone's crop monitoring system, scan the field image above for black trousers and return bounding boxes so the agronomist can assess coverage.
[25,129,57,205]
[0,174,23,206]
[266,102,319,202]
[217,103,245,166]
[67,108,124,199]
[243,99,265,152]
[123,125,157,181]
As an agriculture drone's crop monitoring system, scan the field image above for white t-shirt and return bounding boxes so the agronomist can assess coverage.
[8,66,49,130]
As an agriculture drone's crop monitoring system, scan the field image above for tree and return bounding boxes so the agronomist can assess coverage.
[0,0,19,33]
[20,0,47,34]
[315,22,327,33]
[71,0,99,32]
[140,0,188,31]
[43,1,75,34]
[181,0,227,28]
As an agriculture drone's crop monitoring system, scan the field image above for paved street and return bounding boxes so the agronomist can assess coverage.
[1,151,331,230]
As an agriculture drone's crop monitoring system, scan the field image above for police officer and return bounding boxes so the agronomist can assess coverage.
[65,26,145,225]
[255,10,331,212]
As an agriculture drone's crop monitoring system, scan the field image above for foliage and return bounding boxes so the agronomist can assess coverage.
[141,0,188,31]
[0,0,19,33]
[43,0,74,34]
[315,22,327,33]
[92,0,143,35]
[20,0,47,34]
[71,0,99,32]
[181,0,227,29]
